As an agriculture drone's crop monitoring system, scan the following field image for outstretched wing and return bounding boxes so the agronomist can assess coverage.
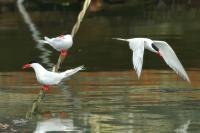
[153,40,190,83]
[129,40,145,78]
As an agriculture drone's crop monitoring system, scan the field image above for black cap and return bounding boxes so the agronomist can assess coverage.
[28,60,38,64]
[63,31,68,35]
[152,43,159,52]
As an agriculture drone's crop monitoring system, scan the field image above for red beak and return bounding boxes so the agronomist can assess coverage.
[23,64,31,69]
[156,51,162,57]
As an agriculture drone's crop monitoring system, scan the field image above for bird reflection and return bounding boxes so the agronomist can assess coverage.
[17,0,53,68]
[175,120,191,133]
[34,118,81,133]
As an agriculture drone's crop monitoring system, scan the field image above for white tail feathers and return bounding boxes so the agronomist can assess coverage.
[64,65,85,78]
[44,36,51,42]
[112,38,128,42]
[38,36,50,44]
[38,40,48,44]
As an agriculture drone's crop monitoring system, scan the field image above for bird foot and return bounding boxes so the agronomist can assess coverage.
[43,85,49,91]
[60,49,67,57]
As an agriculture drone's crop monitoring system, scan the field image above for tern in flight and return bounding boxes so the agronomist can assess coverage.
[113,38,190,83]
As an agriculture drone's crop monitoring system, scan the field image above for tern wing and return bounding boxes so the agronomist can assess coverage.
[129,40,145,78]
[40,72,63,85]
[41,66,84,85]
[63,65,85,78]
[153,40,190,83]
[44,36,63,51]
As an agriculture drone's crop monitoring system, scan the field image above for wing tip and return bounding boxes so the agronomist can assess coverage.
[137,74,141,79]
[80,65,85,71]
[133,67,141,79]
[75,65,85,71]
[77,65,87,72]
[44,36,50,41]
[64,65,85,77]
[185,76,191,84]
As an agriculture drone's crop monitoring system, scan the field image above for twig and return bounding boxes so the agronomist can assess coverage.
[25,0,91,119]
[52,55,66,72]
[26,90,45,119]
[71,0,91,38]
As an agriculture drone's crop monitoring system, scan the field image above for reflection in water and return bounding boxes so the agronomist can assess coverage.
[0,70,199,132]
[175,120,191,133]
[34,118,81,133]
[17,0,53,67]
[13,118,28,126]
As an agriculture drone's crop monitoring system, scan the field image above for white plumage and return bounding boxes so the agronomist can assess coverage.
[23,62,84,90]
[113,37,190,83]
[39,34,73,52]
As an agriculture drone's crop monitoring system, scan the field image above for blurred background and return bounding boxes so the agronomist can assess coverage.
[0,0,200,132]
[0,0,200,71]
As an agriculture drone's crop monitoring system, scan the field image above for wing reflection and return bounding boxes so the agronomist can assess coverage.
[17,0,53,68]
[175,120,191,133]
[34,118,81,133]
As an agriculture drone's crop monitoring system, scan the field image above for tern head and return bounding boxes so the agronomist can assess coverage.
[139,38,162,57]
[59,31,68,36]
[151,43,161,57]
[63,31,68,35]
[23,60,38,69]
[59,31,68,38]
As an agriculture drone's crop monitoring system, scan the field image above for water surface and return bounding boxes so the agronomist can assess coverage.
[0,1,200,133]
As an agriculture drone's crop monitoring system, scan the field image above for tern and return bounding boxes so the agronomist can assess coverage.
[113,38,190,83]
[23,61,84,91]
[39,33,73,57]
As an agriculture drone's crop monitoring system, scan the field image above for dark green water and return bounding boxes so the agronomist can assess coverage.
[0,1,200,132]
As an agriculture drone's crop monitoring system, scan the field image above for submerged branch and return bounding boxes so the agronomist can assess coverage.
[26,90,45,119]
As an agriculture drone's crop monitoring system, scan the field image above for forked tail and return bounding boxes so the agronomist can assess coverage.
[44,36,51,42]
[38,40,48,44]
[38,36,50,44]
[112,38,129,42]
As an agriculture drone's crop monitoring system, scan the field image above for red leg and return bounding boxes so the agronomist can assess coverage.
[60,49,68,57]
[43,85,49,91]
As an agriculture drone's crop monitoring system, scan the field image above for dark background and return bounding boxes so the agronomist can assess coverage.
[0,0,199,71]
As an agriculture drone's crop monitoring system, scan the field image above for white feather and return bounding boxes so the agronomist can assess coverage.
[39,34,73,51]
[30,63,83,85]
[63,65,85,77]
[153,40,190,83]
[113,37,190,83]
[129,39,145,78]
